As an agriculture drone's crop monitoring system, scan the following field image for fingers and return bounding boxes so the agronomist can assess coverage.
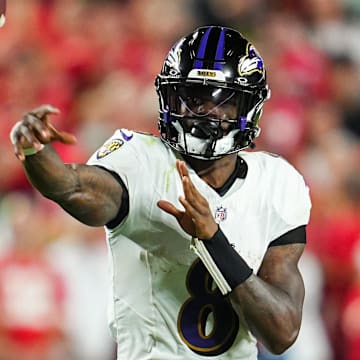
[48,124,77,144]
[10,105,76,161]
[157,200,183,219]
[176,159,189,178]
[178,191,217,239]
[29,104,60,120]
[157,199,197,236]
[176,160,207,213]
[23,113,52,143]
[10,120,44,161]
[178,195,197,219]
[159,160,217,239]
[175,160,218,239]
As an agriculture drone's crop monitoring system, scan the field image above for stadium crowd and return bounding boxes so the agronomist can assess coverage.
[0,0,359,359]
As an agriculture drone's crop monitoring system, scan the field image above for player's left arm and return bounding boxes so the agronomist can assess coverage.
[230,241,305,355]
[158,159,307,355]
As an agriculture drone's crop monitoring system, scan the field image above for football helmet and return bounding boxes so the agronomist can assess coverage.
[156,26,270,160]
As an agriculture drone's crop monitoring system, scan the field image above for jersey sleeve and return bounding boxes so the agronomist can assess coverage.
[86,129,143,191]
[269,157,312,241]
[86,129,168,234]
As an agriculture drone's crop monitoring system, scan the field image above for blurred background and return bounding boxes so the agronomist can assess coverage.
[0,0,359,359]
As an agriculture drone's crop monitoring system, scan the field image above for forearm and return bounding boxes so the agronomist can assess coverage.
[193,228,304,354]
[22,145,121,226]
[23,144,78,200]
[230,274,303,354]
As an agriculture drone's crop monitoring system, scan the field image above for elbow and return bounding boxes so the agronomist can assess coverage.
[266,343,293,356]
[264,327,299,355]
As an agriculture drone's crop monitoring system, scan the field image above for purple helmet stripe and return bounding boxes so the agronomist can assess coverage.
[214,28,226,70]
[193,27,212,69]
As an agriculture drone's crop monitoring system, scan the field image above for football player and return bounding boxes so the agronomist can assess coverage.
[10,26,311,359]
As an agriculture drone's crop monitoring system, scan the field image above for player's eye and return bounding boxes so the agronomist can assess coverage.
[187,97,202,106]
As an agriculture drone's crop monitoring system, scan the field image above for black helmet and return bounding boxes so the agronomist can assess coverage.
[155,25,270,160]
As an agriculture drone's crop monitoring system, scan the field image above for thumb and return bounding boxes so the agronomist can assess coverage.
[48,123,77,144]
[157,200,183,220]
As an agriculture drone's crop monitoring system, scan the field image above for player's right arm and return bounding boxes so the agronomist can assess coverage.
[10,105,123,227]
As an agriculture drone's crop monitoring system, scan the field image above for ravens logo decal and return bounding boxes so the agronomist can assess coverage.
[96,139,124,159]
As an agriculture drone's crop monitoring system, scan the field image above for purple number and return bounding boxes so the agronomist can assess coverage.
[178,259,239,356]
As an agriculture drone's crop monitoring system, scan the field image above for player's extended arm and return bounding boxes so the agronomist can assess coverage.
[10,105,123,226]
[158,160,305,354]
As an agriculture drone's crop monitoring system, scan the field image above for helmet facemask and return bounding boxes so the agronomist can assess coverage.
[157,81,269,159]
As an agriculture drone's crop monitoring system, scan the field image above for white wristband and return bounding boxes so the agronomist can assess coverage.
[22,144,45,156]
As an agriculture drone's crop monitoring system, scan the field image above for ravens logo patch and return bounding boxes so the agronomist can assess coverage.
[96,139,124,159]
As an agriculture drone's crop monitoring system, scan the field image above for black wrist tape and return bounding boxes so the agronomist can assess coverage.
[202,227,253,289]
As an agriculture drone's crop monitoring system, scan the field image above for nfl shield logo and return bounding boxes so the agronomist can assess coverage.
[215,206,227,222]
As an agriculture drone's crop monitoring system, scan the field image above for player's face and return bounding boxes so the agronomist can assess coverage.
[175,86,238,135]
[178,86,237,121]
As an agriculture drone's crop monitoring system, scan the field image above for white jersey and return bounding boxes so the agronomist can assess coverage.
[87,129,311,360]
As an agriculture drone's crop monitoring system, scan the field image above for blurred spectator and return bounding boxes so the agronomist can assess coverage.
[191,0,268,34]
[328,55,360,138]
[0,193,68,360]
[338,171,360,360]
[286,251,333,360]
[300,0,360,63]
[47,214,115,360]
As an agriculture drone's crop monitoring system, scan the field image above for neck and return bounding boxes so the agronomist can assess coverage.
[183,153,238,189]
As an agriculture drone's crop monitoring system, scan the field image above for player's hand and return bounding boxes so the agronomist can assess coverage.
[157,160,218,240]
[10,104,77,161]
